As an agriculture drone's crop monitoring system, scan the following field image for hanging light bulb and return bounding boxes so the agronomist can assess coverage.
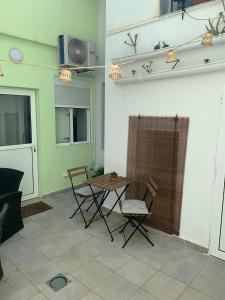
[201,32,213,47]
[109,64,121,80]
[0,65,4,77]
[166,50,177,63]
[59,68,72,83]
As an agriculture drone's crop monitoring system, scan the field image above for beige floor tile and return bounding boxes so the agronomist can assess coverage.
[79,237,110,257]
[25,229,59,247]
[0,238,34,259]
[29,293,48,300]
[161,256,201,284]
[12,249,50,274]
[39,238,72,258]
[95,247,131,271]
[53,247,92,272]
[0,277,38,300]
[94,273,138,300]
[143,271,187,300]
[203,256,225,280]
[116,258,156,286]
[179,288,213,300]
[0,270,24,288]
[176,247,208,268]
[72,260,112,289]
[129,289,157,300]
[62,229,93,247]
[135,244,172,270]
[80,291,103,300]
[191,270,225,300]
[0,255,17,274]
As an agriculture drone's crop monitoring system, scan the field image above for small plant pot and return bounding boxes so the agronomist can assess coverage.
[110,172,118,180]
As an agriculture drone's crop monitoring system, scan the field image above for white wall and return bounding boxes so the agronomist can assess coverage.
[105,0,225,248]
[95,0,106,167]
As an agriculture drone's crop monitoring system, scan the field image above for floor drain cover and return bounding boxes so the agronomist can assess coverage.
[47,273,71,292]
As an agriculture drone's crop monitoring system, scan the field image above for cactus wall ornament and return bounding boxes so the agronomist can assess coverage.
[206,12,224,36]
[142,61,153,73]
[124,33,138,54]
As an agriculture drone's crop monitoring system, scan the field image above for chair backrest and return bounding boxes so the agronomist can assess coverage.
[0,168,24,196]
[145,177,158,213]
[0,203,9,243]
[67,166,88,191]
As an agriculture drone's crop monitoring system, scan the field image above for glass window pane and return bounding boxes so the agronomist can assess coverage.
[56,108,70,144]
[73,108,88,142]
[0,94,32,146]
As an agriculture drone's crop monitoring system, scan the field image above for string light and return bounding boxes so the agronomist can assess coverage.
[201,32,214,47]
[109,64,121,80]
[59,69,72,83]
[166,50,177,63]
[0,65,4,77]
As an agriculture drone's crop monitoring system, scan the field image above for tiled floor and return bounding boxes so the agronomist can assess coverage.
[1,190,225,300]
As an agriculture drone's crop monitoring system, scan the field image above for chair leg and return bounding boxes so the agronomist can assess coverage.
[122,218,139,248]
[132,218,154,247]
[70,195,88,227]
[122,216,154,248]
[140,224,148,232]
[86,199,95,212]
[119,219,130,233]
[86,192,103,212]
[69,198,86,219]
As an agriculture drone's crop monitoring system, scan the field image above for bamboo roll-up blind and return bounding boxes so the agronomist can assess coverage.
[126,116,189,235]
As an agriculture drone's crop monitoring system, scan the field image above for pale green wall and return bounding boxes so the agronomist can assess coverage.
[0,0,98,195]
[0,0,98,46]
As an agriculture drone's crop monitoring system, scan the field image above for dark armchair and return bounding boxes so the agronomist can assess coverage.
[0,168,24,242]
[0,204,9,280]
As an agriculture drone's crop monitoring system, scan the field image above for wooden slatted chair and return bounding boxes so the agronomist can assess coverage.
[68,166,103,227]
[113,177,158,248]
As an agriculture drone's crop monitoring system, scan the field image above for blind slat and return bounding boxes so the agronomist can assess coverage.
[55,84,90,107]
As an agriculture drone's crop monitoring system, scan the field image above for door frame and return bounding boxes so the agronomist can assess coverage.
[210,86,225,259]
[0,88,38,200]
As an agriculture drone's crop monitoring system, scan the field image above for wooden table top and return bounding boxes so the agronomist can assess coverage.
[84,174,133,191]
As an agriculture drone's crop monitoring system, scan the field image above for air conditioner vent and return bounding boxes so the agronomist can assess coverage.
[58,35,96,72]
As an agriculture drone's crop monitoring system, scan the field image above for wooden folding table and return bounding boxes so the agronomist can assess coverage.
[84,174,133,241]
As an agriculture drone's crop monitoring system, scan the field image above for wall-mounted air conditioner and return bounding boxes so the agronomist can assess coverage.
[58,35,96,72]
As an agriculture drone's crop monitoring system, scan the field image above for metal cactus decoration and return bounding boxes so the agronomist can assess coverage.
[142,61,153,73]
[206,12,224,36]
[124,33,138,54]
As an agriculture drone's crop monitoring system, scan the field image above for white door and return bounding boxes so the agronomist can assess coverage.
[210,88,225,260]
[0,89,38,201]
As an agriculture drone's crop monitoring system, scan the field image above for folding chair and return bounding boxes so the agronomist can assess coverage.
[68,166,103,227]
[112,177,158,248]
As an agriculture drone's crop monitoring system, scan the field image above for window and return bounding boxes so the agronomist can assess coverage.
[0,94,32,146]
[160,0,210,15]
[55,79,91,145]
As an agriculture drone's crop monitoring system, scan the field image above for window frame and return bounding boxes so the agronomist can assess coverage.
[160,0,210,16]
[54,76,92,147]
[55,105,91,146]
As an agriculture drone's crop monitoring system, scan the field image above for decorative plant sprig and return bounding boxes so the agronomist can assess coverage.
[206,12,224,36]
[124,33,138,54]
[142,61,153,73]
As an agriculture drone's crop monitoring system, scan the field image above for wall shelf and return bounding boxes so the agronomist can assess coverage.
[115,60,225,85]
[112,34,225,65]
